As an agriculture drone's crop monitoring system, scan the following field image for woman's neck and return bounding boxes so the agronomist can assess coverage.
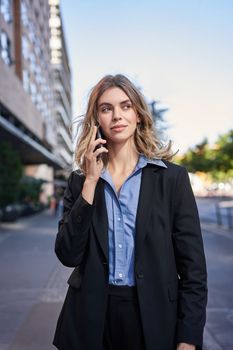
[107,140,139,174]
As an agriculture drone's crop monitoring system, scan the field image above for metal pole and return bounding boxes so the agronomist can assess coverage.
[215,203,222,226]
[226,207,232,229]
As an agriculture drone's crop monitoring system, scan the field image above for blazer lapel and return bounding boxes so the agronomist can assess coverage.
[135,165,164,266]
[92,178,109,263]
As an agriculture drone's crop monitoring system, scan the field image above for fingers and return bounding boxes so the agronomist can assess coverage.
[86,126,108,163]
[93,147,108,158]
[91,125,98,143]
[89,129,106,152]
[92,138,107,148]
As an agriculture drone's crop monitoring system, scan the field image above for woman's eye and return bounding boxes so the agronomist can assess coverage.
[101,104,131,112]
[102,107,111,112]
[123,104,131,110]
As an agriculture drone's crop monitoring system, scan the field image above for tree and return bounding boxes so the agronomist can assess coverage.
[214,130,233,170]
[176,129,233,181]
[0,142,23,207]
[149,100,169,133]
[17,176,45,205]
[178,138,214,173]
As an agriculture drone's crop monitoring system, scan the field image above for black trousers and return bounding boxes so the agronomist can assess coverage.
[103,285,145,350]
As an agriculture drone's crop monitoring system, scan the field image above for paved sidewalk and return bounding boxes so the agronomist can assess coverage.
[0,210,70,350]
[200,221,233,350]
[8,262,69,350]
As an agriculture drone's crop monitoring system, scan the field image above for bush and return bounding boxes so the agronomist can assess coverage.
[17,176,45,205]
[0,142,23,208]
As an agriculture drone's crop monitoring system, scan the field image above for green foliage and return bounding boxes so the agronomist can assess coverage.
[177,129,233,181]
[17,176,45,204]
[213,130,233,173]
[0,141,23,207]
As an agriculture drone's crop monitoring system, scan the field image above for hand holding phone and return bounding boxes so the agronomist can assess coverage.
[96,127,104,145]
[95,126,107,161]
[84,126,108,183]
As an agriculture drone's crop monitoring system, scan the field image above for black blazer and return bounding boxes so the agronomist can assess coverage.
[53,160,208,350]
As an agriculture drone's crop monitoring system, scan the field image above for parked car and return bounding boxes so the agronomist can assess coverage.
[1,204,21,222]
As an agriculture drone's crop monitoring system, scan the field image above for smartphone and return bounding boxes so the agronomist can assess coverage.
[95,126,106,161]
[96,127,104,142]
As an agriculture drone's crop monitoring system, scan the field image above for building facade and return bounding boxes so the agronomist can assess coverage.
[49,0,73,168]
[0,0,72,201]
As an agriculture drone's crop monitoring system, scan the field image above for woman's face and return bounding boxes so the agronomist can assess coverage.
[97,87,140,144]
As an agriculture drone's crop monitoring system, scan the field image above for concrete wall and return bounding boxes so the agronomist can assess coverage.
[0,59,44,138]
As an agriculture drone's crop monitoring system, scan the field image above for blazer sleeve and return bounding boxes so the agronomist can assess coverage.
[55,171,95,267]
[172,166,208,349]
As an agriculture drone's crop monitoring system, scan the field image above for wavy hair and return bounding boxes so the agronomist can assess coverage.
[74,74,177,175]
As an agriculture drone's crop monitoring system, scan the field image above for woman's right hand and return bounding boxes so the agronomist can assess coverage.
[84,125,108,183]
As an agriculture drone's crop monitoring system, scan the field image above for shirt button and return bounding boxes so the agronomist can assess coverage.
[118,273,123,278]
[117,217,121,221]
[118,244,122,248]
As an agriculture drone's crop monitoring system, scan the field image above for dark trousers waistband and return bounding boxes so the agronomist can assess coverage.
[108,284,137,298]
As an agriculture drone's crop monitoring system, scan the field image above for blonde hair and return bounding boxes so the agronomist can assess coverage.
[74,74,177,175]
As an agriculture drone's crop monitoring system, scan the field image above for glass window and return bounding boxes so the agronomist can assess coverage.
[22,35,29,60]
[28,22,36,44]
[23,69,30,93]
[36,93,42,106]
[29,52,37,74]
[34,37,41,57]
[0,0,12,23]
[30,82,37,104]
[21,1,29,28]
[0,30,11,65]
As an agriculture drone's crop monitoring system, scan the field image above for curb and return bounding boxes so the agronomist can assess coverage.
[201,221,233,239]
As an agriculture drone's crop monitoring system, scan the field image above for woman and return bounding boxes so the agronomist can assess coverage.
[53,74,208,350]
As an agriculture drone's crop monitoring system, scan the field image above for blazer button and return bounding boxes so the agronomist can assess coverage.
[136,273,143,279]
[77,215,82,223]
[102,261,108,265]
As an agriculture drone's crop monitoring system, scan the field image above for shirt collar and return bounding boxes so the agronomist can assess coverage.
[100,154,167,180]
[137,154,167,169]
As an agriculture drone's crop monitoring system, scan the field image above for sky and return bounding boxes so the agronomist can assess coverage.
[60,0,233,155]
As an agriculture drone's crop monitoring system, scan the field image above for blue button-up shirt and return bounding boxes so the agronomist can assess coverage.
[100,154,167,286]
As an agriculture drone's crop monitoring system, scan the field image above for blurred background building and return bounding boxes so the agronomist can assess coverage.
[0,0,72,202]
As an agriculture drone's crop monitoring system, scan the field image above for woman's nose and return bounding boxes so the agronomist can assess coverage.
[112,108,122,120]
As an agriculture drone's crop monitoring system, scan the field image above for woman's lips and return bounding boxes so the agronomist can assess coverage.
[111,126,127,132]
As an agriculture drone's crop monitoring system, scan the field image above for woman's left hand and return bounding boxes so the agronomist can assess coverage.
[177,343,196,350]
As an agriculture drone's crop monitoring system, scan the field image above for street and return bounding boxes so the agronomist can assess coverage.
[0,197,233,350]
